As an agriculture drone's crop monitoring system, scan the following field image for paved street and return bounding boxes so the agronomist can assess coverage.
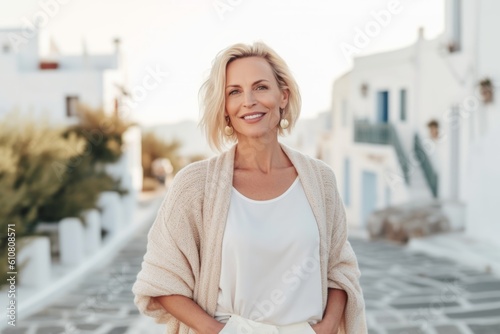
[4,223,500,334]
[352,239,500,334]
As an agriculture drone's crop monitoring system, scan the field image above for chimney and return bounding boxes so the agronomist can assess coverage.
[418,26,425,41]
[113,37,121,69]
[113,37,121,54]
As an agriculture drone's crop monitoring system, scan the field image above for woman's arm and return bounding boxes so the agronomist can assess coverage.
[154,295,225,334]
[311,288,347,333]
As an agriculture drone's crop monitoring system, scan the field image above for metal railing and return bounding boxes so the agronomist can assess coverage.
[414,134,439,198]
[354,120,391,145]
[354,120,410,184]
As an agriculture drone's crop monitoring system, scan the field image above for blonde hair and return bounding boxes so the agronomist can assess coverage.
[199,41,302,152]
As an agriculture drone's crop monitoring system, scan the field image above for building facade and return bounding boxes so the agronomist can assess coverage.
[0,28,143,193]
[329,0,499,241]
[0,28,126,123]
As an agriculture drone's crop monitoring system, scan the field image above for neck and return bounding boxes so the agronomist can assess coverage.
[234,137,290,174]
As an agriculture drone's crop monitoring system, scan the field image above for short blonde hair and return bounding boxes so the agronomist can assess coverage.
[199,42,302,152]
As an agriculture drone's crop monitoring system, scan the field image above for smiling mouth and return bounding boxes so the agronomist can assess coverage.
[242,113,265,120]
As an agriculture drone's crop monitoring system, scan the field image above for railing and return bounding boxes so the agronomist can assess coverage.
[354,120,410,184]
[414,134,439,198]
[389,125,411,185]
[354,120,391,145]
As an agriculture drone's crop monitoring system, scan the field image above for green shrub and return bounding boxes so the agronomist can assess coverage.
[0,105,132,286]
[37,156,124,223]
[0,113,86,235]
[38,105,131,222]
[0,112,86,284]
[70,105,135,164]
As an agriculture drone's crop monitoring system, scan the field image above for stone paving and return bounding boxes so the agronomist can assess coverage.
[4,225,500,333]
[352,239,500,334]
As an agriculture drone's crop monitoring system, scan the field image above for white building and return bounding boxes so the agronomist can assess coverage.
[329,0,499,242]
[448,0,500,244]
[281,110,333,160]
[0,28,143,192]
[0,29,127,123]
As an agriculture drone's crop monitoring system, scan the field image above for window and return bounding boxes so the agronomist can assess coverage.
[343,158,351,207]
[66,96,79,117]
[400,89,407,121]
[377,91,389,123]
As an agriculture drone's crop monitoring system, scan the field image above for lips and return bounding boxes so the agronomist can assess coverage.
[241,112,265,120]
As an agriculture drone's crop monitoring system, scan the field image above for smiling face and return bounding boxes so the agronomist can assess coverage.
[224,56,289,142]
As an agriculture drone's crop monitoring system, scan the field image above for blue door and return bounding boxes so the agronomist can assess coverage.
[377,91,389,123]
[361,171,377,227]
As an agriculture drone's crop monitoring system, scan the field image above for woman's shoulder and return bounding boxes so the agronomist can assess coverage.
[312,159,340,192]
[167,147,232,193]
[169,158,210,190]
[158,159,211,215]
[175,159,209,178]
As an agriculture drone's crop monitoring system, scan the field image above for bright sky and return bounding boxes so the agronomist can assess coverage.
[1,0,444,125]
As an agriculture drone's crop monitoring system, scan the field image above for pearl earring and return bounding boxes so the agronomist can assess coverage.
[279,108,289,129]
[224,116,234,136]
[224,125,234,136]
[280,118,289,129]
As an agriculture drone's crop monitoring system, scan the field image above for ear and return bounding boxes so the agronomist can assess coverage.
[280,87,290,109]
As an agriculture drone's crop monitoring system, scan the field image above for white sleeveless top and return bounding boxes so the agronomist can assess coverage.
[214,176,323,326]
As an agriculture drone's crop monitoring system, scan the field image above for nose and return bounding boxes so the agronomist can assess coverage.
[243,90,257,108]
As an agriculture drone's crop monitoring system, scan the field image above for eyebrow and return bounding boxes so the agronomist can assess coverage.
[226,79,270,89]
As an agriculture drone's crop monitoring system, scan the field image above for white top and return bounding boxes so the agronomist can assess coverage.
[214,176,323,326]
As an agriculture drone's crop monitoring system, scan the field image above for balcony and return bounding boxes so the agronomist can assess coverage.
[354,120,410,184]
[354,120,391,145]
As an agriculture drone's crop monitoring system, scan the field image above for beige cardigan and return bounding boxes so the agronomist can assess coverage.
[132,142,367,333]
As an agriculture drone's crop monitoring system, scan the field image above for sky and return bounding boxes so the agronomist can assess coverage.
[0,0,445,125]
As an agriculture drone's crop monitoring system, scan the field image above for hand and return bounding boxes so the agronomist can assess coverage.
[311,318,340,334]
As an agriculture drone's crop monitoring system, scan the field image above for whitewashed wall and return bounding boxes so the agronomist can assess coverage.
[462,0,500,241]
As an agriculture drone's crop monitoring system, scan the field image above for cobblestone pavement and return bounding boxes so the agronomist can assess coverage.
[5,227,500,334]
[352,239,500,334]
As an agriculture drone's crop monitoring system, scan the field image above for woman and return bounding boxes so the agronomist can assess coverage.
[132,42,366,334]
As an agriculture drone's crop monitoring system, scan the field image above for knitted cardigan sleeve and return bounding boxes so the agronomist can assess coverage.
[132,162,205,325]
[321,164,367,333]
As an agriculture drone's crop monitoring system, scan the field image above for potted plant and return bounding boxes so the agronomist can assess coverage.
[479,78,494,104]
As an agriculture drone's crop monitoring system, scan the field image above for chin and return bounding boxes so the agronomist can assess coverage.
[239,129,276,141]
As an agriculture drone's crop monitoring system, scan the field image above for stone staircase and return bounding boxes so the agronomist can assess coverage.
[368,133,446,243]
